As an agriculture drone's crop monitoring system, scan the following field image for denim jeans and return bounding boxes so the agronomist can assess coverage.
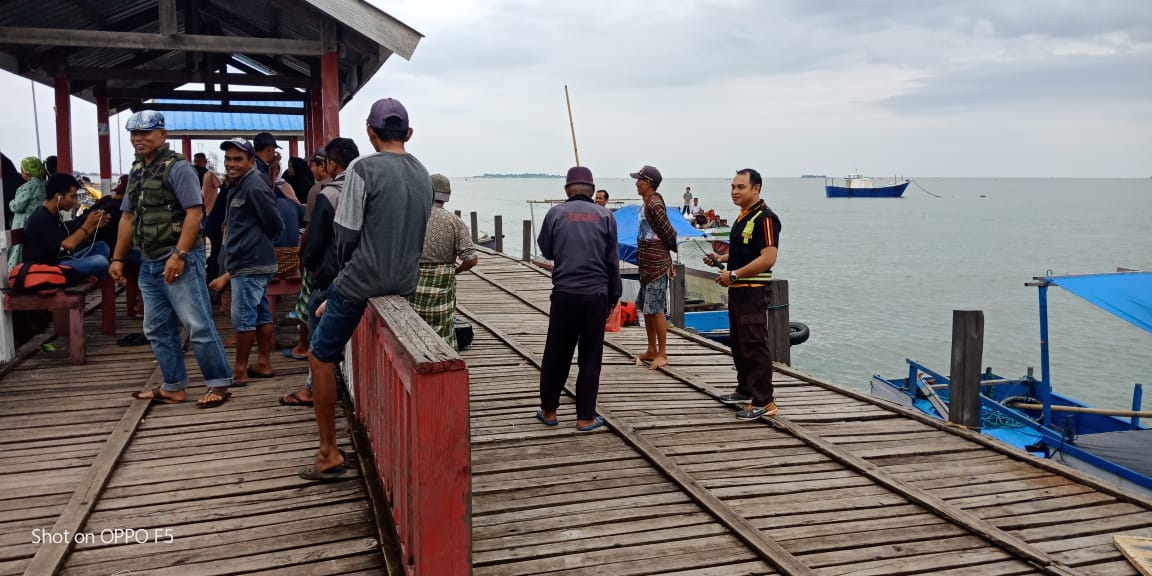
[138,247,233,391]
[61,241,111,279]
[303,286,328,392]
[229,273,272,332]
[309,286,366,364]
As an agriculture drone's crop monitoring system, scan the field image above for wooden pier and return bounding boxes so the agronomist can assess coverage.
[4,247,1152,575]
[456,249,1152,576]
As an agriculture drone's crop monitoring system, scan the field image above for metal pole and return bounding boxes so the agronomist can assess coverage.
[1038,283,1053,428]
[564,85,579,166]
[30,79,42,158]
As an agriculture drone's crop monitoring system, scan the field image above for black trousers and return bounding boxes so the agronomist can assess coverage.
[539,291,612,420]
[729,284,775,407]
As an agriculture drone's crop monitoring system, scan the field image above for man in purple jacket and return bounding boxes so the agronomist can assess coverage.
[535,166,622,432]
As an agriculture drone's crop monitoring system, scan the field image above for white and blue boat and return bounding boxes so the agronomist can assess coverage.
[872,271,1152,496]
[825,173,909,198]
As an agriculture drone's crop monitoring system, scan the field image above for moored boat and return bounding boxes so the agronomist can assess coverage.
[825,173,909,198]
[872,271,1152,496]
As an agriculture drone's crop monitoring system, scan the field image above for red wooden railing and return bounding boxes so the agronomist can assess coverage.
[349,296,471,575]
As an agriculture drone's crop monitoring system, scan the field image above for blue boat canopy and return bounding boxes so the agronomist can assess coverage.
[613,205,705,265]
[1048,272,1152,334]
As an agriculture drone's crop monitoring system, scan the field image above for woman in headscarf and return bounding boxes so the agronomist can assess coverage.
[8,157,47,268]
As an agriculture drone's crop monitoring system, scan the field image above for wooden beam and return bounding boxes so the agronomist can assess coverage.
[0,27,324,56]
[130,102,304,115]
[158,0,178,36]
[107,89,305,101]
[295,0,422,60]
[67,67,310,88]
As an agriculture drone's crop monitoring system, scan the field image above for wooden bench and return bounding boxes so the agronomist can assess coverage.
[266,275,302,300]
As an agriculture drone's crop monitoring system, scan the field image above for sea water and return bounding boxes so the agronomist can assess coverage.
[444,176,1152,411]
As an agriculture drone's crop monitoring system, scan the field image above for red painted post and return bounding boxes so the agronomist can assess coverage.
[320,50,340,144]
[350,297,471,575]
[95,86,112,192]
[182,136,192,159]
[289,136,298,158]
[54,76,72,175]
[302,94,313,154]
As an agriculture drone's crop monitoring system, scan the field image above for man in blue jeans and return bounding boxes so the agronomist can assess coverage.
[301,98,432,481]
[208,138,284,385]
[21,173,111,280]
[109,110,234,408]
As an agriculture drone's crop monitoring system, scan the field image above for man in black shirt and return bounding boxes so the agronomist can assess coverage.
[23,173,111,279]
[703,168,782,420]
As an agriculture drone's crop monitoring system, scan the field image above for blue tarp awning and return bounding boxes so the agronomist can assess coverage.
[614,204,705,265]
[1048,272,1152,334]
[154,98,304,134]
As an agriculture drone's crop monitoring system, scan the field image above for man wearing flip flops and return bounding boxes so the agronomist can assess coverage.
[534,166,621,432]
[110,110,235,409]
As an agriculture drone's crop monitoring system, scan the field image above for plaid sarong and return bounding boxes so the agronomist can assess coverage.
[406,263,457,349]
[295,271,313,321]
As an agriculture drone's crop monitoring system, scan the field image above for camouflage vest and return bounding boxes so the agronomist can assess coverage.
[127,147,203,260]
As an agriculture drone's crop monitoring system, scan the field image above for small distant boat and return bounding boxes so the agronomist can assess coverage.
[800,174,826,179]
[825,174,909,198]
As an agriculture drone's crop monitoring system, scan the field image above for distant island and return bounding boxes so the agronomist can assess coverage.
[800,174,826,179]
[473,173,563,178]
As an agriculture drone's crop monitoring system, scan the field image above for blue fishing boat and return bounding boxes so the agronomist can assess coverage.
[872,271,1152,496]
[825,173,909,198]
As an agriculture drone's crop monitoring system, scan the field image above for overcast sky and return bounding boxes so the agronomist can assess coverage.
[1,0,1149,177]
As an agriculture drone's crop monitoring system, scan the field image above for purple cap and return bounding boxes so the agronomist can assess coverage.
[112,174,129,194]
[367,98,410,130]
[220,137,256,157]
[629,165,662,187]
[565,166,594,187]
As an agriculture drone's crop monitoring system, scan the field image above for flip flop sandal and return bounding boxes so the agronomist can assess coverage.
[196,387,232,409]
[535,409,559,427]
[279,392,314,407]
[282,349,308,361]
[247,367,276,379]
[117,333,150,347]
[298,449,351,482]
[132,386,182,404]
[577,416,606,432]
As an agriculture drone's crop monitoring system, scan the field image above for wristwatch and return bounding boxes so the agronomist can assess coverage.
[174,249,190,261]
[729,271,739,283]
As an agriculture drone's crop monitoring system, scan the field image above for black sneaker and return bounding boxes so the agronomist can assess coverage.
[719,392,751,405]
[735,402,778,420]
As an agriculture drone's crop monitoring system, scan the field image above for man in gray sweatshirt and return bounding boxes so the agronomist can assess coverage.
[535,166,622,432]
[209,138,284,384]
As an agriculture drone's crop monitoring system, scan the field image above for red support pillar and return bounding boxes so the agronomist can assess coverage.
[54,76,72,175]
[302,93,313,154]
[310,87,324,152]
[289,136,298,158]
[95,85,112,194]
[320,50,340,145]
[182,137,192,159]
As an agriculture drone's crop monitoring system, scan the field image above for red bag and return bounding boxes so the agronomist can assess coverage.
[618,301,638,326]
[8,263,75,293]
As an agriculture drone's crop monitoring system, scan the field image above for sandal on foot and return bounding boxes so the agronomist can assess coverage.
[299,449,350,482]
[535,409,559,427]
[279,392,314,407]
[282,348,308,361]
[247,367,276,379]
[117,333,150,347]
[577,416,606,432]
[132,386,182,404]
[197,387,232,409]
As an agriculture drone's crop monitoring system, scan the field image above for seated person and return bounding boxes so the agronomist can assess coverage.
[22,173,112,281]
[79,174,141,269]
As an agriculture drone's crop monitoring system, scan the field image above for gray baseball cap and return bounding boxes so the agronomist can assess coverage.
[367,98,410,130]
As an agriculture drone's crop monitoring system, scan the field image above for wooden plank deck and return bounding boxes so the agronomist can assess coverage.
[0,291,388,575]
[457,249,1152,576]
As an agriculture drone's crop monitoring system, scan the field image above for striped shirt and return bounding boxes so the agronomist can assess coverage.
[637,192,678,285]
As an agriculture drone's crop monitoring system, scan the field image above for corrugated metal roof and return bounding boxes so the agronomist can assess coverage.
[153,99,303,134]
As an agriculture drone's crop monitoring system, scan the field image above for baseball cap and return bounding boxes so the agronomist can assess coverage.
[310,148,329,164]
[220,137,256,157]
[431,173,452,203]
[112,174,129,194]
[253,132,280,151]
[125,110,165,132]
[565,166,594,187]
[629,165,662,187]
[367,98,410,130]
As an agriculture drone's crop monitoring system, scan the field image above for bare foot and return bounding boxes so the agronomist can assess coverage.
[648,355,668,370]
[638,351,657,362]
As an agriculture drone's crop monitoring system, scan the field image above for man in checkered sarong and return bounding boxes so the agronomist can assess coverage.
[406,174,477,349]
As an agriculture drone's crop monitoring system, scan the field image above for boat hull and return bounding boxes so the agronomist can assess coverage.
[825,181,908,198]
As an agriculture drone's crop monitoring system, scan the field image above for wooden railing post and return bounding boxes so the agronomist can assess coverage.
[470,211,479,244]
[767,279,790,366]
[670,263,685,328]
[522,220,532,261]
[350,296,471,575]
[494,215,503,253]
[949,310,984,431]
